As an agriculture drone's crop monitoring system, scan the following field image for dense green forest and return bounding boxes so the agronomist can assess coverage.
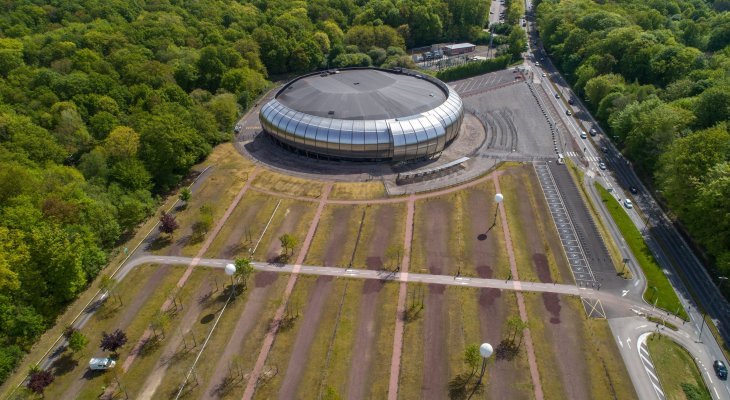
[0,0,491,384]
[536,0,730,281]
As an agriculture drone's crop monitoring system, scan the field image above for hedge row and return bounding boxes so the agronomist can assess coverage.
[435,55,512,81]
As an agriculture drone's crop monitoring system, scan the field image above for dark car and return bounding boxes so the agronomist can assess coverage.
[568,98,575,105]
[714,360,728,380]
[629,186,638,194]
[565,110,572,116]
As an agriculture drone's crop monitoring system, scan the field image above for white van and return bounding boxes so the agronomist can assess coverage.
[89,357,116,370]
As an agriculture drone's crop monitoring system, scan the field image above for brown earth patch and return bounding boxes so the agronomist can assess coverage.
[363,206,396,270]
[422,199,451,275]
[322,207,353,266]
[422,284,448,399]
[254,271,278,288]
[533,253,551,283]
[542,293,562,324]
[278,275,333,399]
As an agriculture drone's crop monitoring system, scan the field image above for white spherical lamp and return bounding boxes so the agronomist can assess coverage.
[494,193,504,203]
[225,263,236,276]
[480,342,494,358]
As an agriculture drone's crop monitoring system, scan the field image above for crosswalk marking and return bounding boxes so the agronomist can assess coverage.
[565,151,600,162]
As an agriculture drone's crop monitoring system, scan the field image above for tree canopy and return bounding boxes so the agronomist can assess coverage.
[536,0,730,281]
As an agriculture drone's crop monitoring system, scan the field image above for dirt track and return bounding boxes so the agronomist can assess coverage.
[278,275,333,398]
[322,206,353,266]
[420,200,450,399]
[219,199,265,258]
[201,271,279,400]
[347,206,396,399]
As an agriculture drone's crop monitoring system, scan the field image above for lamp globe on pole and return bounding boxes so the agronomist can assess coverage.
[225,263,236,286]
[477,342,493,385]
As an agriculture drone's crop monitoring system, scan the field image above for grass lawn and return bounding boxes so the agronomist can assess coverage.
[252,275,318,399]
[647,334,711,400]
[252,169,324,198]
[109,267,212,399]
[152,269,253,399]
[250,199,317,263]
[595,183,687,320]
[501,172,543,282]
[351,203,406,270]
[219,272,290,400]
[203,191,279,259]
[294,279,361,397]
[330,181,387,200]
[305,204,363,267]
[398,283,427,399]
[465,183,512,280]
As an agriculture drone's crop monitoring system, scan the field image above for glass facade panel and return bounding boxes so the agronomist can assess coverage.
[259,80,463,161]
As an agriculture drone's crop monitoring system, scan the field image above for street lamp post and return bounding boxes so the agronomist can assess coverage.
[697,311,707,342]
[718,276,728,293]
[476,342,493,385]
[225,263,236,287]
[492,193,504,228]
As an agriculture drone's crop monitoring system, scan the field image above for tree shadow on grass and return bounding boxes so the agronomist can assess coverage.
[138,335,163,358]
[147,236,172,251]
[495,339,520,361]
[51,352,78,376]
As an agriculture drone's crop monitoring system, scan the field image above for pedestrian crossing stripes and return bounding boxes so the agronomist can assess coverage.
[565,152,600,162]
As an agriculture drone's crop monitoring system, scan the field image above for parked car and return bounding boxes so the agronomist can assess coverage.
[714,360,727,380]
[623,199,633,209]
[555,93,560,99]
[89,357,116,370]
[568,98,575,105]
[541,72,547,77]
[565,110,572,116]
[629,186,638,194]
[601,146,608,153]
[580,131,587,139]
[589,128,597,136]
[598,162,606,170]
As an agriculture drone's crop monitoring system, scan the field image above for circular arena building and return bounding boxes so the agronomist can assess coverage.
[259,68,464,161]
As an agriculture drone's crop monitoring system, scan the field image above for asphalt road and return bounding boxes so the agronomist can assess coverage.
[522,0,730,397]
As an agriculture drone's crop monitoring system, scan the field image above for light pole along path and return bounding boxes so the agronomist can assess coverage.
[241,183,333,400]
[492,173,545,400]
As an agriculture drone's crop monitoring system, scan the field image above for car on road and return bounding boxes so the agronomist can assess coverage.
[601,146,608,153]
[629,186,638,194]
[541,72,547,77]
[535,61,540,66]
[89,357,116,370]
[623,199,633,209]
[590,128,597,136]
[598,162,606,170]
[714,360,727,380]
[580,131,587,139]
[565,110,572,116]
[555,93,560,99]
[568,98,574,105]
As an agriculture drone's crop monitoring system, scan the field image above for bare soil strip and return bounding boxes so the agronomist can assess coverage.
[278,275,334,398]
[346,206,396,400]
[493,173,545,400]
[201,272,279,400]
[278,206,349,397]
[242,183,333,400]
[387,196,415,400]
[420,200,451,398]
